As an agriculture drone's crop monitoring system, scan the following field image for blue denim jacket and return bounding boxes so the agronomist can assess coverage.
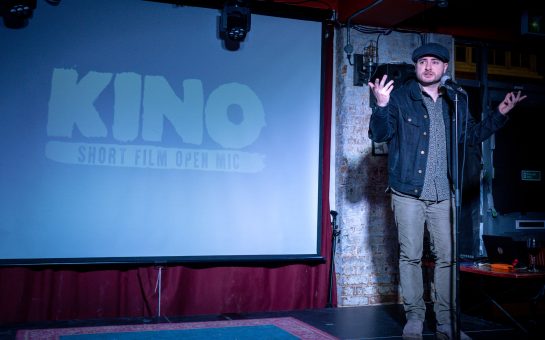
[368,79,509,197]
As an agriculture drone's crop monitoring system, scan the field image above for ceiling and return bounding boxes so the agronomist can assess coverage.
[152,0,542,44]
[326,0,541,44]
[394,0,543,43]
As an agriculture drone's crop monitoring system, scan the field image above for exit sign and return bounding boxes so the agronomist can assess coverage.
[521,170,541,181]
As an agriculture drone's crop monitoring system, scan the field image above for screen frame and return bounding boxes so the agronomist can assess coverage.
[0,2,333,266]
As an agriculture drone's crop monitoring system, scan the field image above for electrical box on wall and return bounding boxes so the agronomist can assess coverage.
[353,41,380,86]
[353,54,367,86]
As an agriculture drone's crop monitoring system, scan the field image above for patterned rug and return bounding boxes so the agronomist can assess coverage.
[16,317,338,339]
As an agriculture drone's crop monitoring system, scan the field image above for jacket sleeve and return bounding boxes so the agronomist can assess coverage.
[462,106,509,145]
[368,103,396,143]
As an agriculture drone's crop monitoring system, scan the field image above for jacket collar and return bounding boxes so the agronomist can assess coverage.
[408,80,424,101]
[408,79,446,102]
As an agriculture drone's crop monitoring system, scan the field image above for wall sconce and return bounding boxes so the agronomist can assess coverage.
[353,41,378,86]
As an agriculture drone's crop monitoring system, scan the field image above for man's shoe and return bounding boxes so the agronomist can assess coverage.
[402,319,423,340]
[436,324,472,340]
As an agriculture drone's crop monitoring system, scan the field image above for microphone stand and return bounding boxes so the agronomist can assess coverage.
[451,88,465,340]
[326,210,340,308]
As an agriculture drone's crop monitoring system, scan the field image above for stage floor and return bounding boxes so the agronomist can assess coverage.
[1,302,539,340]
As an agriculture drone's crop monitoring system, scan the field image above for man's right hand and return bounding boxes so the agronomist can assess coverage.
[368,74,394,107]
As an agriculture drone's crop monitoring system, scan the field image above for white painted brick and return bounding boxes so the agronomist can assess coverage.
[333,27,453,307]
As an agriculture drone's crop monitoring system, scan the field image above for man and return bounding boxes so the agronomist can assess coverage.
[367,42,526,340]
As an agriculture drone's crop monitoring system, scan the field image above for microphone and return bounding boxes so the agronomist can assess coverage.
[441,75,466,94]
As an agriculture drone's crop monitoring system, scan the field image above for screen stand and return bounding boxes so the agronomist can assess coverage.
[155,266,164,318]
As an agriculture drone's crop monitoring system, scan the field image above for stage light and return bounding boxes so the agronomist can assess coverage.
[220,0,251,49]
[415,0,448,8]
[1,0,37,28]
[436,0,448,8]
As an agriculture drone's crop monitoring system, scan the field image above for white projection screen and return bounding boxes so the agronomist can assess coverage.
[0,0,327,264]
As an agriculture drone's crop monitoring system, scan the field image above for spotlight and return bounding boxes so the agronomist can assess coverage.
[415,0,448,8]
[436,0,448,8]
[1,0,37,28]
[220,0,251,50]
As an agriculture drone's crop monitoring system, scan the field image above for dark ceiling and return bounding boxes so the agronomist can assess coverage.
[337,0,543,44]
[153,0,543,44]
[395,0,543,43]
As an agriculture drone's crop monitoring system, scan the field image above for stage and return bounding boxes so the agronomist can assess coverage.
[1,303,538,340]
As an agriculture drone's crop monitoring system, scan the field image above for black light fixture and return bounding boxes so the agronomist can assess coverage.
[436,0,448,8]
[1,0,37,29]
[219,0,251,50]
[414,0,448,8]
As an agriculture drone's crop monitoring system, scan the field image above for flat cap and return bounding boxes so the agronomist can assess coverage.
[412,43,449,63]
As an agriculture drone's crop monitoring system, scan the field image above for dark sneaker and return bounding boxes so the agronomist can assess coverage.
[402,319,423,340]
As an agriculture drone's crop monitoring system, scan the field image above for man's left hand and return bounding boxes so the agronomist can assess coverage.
[499,90,527,115]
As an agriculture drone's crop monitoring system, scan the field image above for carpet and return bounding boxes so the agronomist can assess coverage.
[16,317,338,339]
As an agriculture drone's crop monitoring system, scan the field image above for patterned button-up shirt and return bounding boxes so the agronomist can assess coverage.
[419,92,450,201]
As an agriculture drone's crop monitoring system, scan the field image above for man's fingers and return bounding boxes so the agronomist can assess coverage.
[512,91,527,102]
[386,80,394,89]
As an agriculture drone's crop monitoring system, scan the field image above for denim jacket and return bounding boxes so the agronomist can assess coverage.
[368,79,509,197]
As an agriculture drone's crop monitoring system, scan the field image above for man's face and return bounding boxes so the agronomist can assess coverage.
[415,56,448,86]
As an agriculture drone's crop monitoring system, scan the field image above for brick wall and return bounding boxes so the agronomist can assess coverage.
[333,28,453,306]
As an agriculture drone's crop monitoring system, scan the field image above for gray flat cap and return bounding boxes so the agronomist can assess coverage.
[412,43,450,62]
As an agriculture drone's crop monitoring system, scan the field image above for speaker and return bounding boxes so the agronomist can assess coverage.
[371,63,415,84]
[368,63,416,108]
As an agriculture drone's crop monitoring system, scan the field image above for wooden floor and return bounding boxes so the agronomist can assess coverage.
[1,302,541,340]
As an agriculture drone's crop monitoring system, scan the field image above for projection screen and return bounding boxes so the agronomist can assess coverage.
[0,0,326,264]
